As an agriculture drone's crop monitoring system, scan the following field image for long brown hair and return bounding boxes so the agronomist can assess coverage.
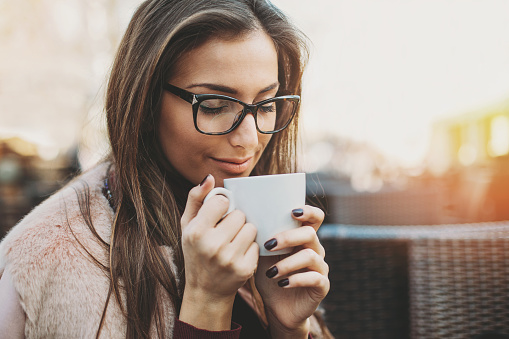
[95,0,309,338]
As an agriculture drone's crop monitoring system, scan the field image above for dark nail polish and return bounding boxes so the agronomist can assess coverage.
[266,266,278,278]
[200,174,210,186]
[264,238,277,251]
[292,208,304,217]
[278,278,289,287]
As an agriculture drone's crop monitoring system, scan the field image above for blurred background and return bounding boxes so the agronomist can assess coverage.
[1,0,509,234]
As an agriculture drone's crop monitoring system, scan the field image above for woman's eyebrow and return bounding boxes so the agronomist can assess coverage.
[187,82,280,95]
[188,83,237,94]
[260,82,280,93]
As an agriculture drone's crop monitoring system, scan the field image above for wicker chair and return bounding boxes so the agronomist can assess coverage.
[318,222,509,339]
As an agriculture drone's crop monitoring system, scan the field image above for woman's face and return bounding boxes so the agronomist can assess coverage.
[159,30,278,187]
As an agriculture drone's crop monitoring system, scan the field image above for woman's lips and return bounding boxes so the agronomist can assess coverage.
[211,157,252,174]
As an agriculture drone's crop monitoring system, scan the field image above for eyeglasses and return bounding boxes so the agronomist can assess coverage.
[163,83,300,135]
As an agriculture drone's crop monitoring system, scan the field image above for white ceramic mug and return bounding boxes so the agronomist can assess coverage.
[204,173,306,256]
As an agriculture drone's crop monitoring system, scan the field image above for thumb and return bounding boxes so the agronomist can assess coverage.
[180,174,215,228]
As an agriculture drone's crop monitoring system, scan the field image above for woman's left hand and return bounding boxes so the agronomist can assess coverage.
[254,205,329,338]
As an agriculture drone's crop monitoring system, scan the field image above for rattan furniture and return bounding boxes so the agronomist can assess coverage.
[318,222,509,339]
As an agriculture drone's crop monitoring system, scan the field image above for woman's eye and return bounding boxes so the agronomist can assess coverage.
[259,104,276,114]
[199,105,227,114]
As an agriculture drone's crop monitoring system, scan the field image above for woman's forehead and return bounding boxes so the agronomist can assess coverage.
[169,30,278,93]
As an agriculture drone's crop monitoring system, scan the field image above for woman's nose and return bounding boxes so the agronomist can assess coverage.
[228,112,259,150]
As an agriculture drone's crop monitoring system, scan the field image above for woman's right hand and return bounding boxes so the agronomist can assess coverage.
[178,174,259,330]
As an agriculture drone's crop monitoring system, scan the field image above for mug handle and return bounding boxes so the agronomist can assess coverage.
[204,187,235,217]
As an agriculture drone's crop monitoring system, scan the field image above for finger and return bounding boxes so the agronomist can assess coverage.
[227,222,257,256]
[214,221,256,269]
[193,194,231,230]
[211,210,248,243]
[240,242,260,275]
[181,174,215,227]
[265,226,325,257]
[183,206,247,262]
[222,240,259,282]
[277,271,330,296]
[291,205,324,231]
[265,248,328,279]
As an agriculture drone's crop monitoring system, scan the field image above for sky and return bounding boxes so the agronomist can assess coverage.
[273,0,509,167]
[1,0,509,169]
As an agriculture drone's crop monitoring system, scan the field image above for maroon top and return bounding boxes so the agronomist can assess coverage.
[173,320,314,339]
[173,294,313,338]
[173,319,242,339]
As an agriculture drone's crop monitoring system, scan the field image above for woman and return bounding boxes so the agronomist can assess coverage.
[0,0,331,338]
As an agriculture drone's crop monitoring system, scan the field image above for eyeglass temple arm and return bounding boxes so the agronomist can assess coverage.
[163,83,195,104]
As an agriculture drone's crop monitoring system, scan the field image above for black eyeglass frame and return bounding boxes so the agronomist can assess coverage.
[163,83,300,135]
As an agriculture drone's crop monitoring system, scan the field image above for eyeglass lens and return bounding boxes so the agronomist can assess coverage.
[196,98,297,133]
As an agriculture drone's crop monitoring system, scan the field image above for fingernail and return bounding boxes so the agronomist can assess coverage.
[278,278,289,287]
[266,266,278,278]
[292,208,304,217]
[264,238,277,251]
[200,174,210,186]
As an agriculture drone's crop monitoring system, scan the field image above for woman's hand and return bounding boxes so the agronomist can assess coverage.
[254,205,329,338]
[179,175,259,331]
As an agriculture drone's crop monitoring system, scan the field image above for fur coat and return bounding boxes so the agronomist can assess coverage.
[0,163,176,338]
